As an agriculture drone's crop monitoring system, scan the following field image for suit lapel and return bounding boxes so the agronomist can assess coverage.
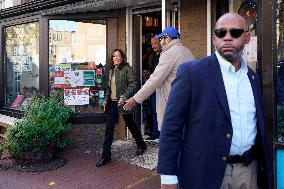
[247,69,261,118]
[208,54,231,122]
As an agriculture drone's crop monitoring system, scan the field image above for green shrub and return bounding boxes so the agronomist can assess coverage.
[2,93,74,157]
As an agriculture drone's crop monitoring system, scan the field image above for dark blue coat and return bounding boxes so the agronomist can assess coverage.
[157,54,272,189]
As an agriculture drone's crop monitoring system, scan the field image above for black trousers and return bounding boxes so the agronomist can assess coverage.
[102,100,146,158]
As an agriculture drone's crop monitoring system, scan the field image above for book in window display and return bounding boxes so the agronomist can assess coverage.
[10,95,24,109]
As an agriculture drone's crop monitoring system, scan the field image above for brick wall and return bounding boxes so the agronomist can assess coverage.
[211,0,217,52]
[116,8,127,139]
[118,9,126,51]
[180,0,208,59]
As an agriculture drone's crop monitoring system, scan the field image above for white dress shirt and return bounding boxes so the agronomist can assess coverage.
[160,51,257,185]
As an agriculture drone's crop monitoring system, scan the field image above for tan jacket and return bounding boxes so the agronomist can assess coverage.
[133,39,195,130]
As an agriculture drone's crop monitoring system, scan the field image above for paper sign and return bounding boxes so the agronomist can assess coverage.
[13,64,22,73]
[54,70,72,88]
[55,64,72,71]
[88,62,96,70]
[71,71,84,87]
[96,68,102,76]
[83,70,96,86]
[98,90,104,99]
[64,88,90,105]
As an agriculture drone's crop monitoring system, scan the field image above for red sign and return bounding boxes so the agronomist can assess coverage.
[96,68,102,76]
[54,71,64,77]
[64,88,89,96]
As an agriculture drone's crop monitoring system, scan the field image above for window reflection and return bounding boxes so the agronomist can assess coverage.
[4,22,39,110]
[276,0,284,142]
[49,20,107,113]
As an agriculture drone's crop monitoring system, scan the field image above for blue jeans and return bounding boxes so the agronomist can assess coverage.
[150,92,159,136]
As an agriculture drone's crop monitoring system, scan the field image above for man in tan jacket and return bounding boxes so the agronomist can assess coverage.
[123,26,195,131]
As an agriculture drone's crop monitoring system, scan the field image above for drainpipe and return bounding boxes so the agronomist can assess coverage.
[207,0,212,55]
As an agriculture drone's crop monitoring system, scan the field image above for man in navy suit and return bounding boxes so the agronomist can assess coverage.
[157,13,272,189]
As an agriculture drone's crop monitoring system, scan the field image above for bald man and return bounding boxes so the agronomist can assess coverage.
[157,13,272,189]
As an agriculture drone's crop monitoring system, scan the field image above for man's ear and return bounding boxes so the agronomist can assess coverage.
[245,32,251,44]
[212,34,216,46]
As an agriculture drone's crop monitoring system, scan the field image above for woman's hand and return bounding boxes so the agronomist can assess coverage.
[118,96,125,107]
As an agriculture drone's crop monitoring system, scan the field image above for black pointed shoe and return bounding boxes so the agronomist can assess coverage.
[134,146,147,156]
[96,157,111,167]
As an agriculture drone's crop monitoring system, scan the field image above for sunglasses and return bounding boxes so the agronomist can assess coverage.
[213,28,248,38]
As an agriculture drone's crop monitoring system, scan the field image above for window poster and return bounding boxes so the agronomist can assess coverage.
[54,70,96,88]
[13,64,22,73]
[21,56,33,72]
[55,64,72,71]
[54,70,72,88]
[98,90,104,98]
[96,77,102,84]
[11,45,33,72]
[83,70,96,86]
[71,70,84,87]
[96,68,102,76]
[64,87,90,105]
[88,61,96,70]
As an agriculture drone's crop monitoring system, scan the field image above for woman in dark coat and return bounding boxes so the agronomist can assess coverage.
[96,49,147,167]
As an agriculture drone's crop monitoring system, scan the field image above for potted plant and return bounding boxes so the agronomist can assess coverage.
[1,93,74,164]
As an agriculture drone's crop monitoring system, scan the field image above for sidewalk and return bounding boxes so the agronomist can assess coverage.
[0,124,161,189]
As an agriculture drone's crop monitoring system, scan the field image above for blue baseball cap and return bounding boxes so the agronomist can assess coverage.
[155,26,180,39]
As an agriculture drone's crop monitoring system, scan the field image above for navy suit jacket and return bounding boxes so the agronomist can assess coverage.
[157,54,272,189]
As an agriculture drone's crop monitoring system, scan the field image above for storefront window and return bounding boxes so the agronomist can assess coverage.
[0,0,33,9]
[238,0,257,71]
[48,20,106,113]
[276,0,284,143]
[4,22,39,110]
